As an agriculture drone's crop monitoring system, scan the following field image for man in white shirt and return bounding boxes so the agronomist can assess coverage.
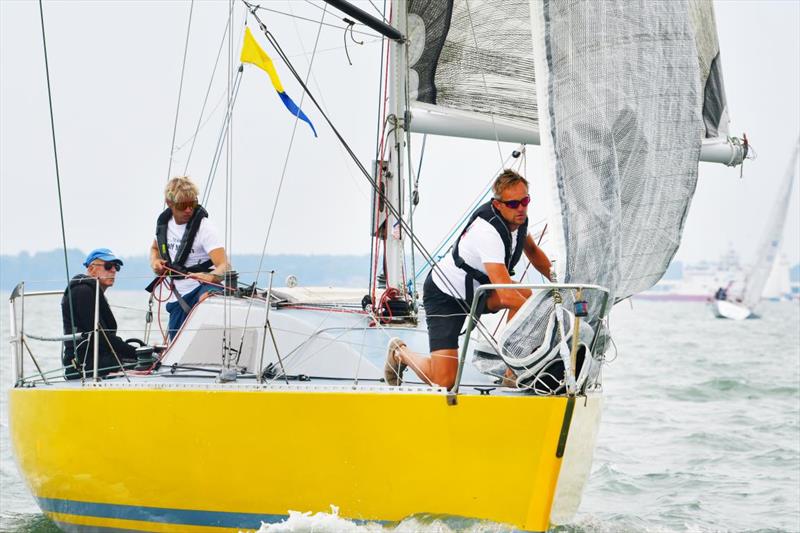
[385,169,551,389]
[149,176,229,340]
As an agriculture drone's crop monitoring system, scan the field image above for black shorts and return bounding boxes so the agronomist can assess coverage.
[423,274,471,352]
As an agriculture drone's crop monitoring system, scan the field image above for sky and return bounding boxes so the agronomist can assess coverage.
[1,0,798,271]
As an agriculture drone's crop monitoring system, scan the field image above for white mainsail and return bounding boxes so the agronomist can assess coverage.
[403,0,743,165]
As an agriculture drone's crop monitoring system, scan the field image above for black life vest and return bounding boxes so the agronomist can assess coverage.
[155,205,214,275]
[452,201,527,302]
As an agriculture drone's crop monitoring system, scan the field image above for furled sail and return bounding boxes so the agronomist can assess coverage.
[740,139,800,309]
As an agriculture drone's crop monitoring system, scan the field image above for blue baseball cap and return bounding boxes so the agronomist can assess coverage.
[83,248,124,267]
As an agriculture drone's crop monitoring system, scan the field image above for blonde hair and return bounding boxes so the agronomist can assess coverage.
[164,176,199,203]
[492,169,528,199]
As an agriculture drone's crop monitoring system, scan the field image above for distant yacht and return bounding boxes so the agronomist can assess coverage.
[710,138,799,319]
[763,254,794,301]
[635,248,746,302]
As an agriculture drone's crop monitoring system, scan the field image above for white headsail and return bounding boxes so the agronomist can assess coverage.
[740,138,800,310]
[499,0,728,384]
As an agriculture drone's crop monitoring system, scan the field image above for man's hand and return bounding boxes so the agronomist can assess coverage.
[188,272,220,284]
[151,258,167,275]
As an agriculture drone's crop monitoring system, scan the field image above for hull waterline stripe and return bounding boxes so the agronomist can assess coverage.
[38,498,286,529]
[38,498,540,532]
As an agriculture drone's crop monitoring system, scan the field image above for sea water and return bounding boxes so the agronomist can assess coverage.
[1,291,798,533]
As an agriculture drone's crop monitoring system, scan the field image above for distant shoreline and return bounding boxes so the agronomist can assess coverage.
[2,249,798,292]
[0,249,373,291]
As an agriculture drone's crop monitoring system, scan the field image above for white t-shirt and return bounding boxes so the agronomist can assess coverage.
[432,218,521,301]
[164,217,224,300]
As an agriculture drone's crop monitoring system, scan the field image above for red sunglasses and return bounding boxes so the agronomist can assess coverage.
[496,195,531,209]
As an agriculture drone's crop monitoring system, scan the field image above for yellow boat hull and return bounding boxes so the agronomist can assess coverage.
[9,384,601,532]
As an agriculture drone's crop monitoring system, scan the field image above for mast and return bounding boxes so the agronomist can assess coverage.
[383,0,409,297]
[320,0,409,301]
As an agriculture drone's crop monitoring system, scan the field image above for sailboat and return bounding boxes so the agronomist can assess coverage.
[711,138,799,320]
[8,1,748,532]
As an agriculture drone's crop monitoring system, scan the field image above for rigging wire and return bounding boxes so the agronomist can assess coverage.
[224,0,236,368]
[284,0,374,200]
[200,12,250,204]
[463,0,504,168]
[37,0,78,353]
[183,15,232,175]
[250,3,381,39]
[166,0,195,181]
[200,68,244,206]
[255,24,509,347]
[234,0,330,349]
[412,147,525,280]
[366,0,389,22]
[400,6,417,303]
[369,1,390,305]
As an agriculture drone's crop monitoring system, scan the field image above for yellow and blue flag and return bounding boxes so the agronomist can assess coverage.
[241,27,317,137]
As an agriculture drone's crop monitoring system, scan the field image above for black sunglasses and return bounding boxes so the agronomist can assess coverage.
[94,261,121,272]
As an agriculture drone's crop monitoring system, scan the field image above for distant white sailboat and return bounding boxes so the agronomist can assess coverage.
[711,138,800,319]
[763,254,793,301]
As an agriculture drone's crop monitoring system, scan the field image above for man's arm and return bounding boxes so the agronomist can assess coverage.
[66,284,96,335]
[484,263,531,311]
[189,247,229,284]
[523,234,552,280]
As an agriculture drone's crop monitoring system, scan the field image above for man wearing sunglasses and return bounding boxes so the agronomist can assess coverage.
[149,176,229,340]
[61,248,139,379]
[386,169,551,389]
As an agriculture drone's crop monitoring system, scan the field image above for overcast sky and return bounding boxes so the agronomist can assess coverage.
[1,0,798,271]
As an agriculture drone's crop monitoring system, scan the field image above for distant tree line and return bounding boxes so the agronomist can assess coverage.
[1,250,798,293]
[0,249,372,292]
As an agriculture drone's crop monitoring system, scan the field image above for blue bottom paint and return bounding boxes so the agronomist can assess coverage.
[38,497,541,533]
[39,497,283,530]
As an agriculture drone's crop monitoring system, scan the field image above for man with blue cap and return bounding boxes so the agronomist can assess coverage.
[61,248,138,379]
